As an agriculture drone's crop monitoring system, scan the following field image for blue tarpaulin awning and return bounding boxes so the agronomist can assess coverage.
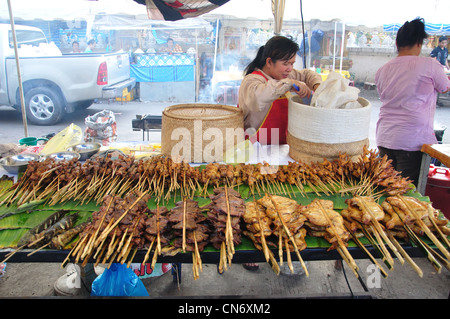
[383,22,450,35]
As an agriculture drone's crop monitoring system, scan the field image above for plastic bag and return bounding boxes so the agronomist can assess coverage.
[85,110,117,146]
[311,71,362,109]
[91,263,149,297]
[40,123,82,155]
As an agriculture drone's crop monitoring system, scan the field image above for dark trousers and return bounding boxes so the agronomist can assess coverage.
[377,146,423,187]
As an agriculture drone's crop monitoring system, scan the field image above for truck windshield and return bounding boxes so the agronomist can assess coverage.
[8,30,47,48]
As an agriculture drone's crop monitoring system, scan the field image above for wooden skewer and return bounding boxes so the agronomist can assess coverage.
[182,198,187,252]
[427,204,450,249]
[224,186,235,259]
[278,228,283,266]
[284,238,294,274]
[387,232,423,277]
[142,238,155,266]
[1,243,28,263]
[95,192,148,245]
[345,225,388,278]
[316,200,358,273]
[356,196,400,265]
[269,195,309,277]
[397,196,450,261]
[27,242,51,256]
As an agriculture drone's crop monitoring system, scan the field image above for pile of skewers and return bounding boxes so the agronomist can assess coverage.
[340,195,450,277]
[66,191,151,268]
[243,194,309,276]
[205,187,245,273]
[2,210,88,263]
[1,147,412,209]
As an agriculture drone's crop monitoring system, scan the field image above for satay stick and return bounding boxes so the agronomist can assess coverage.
[336,246,359,278]
[96,192,148,245]
[127,248,138,268]
[285,238,294,274]
[387,232,423,277]
[156,205,162,254]
[418,237,450,271]
[84,196,113,256]
[278,228,283,266]
[316,201,358,273]
[218,242,227,273]
[224,186,235,258]
[193,231,202,272]
[427,204,450,248]
[345,225,388,278]
[27,242,51,256]
[1,243,28,263]
[142,238,155,266]
[397,196,450,261]
[356,196,400,265]
[182,198,187,252]
[269,195,309,277]
[254,199,270,263]
[370,224,395,267]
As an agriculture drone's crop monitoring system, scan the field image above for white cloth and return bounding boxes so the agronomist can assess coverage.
[311,71,362,109]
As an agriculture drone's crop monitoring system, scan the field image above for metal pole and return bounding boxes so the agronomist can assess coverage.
[7,0,28,137]
[211,18,219,102]
[339,22,345,74]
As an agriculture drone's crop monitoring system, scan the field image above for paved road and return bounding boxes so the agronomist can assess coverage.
[1,89,450,147]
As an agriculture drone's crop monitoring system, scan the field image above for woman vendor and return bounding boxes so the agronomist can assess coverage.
[375,18,450,186]
[238,35,322,145]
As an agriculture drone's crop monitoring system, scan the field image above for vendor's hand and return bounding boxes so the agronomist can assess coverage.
[291,80,312,98]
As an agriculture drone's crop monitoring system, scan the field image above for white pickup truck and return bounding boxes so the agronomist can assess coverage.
[0,24,135,125]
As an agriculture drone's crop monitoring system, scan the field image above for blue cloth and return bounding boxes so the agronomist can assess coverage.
[131,64,194,82]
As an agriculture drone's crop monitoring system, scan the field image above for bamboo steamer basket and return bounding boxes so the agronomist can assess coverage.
[161,104,244,163]
[287,95,371,164]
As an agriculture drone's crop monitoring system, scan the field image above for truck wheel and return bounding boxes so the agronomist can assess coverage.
[25,87,65,125]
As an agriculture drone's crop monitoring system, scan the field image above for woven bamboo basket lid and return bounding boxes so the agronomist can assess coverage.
[161,104,244,163]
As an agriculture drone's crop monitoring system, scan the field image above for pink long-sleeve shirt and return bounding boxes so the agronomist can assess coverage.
[375,56,450,151]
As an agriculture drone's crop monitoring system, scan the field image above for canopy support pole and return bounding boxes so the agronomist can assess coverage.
[7,0,28,137]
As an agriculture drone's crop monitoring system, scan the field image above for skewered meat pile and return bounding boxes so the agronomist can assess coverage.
[69,191,151,267]
[143,206,172,251]
[381,196,450,269]
[341,196,406,273]
[300,199,350,249]
[2,210,83,263]
[1,147,414,209]
[168,199,210,252]
[299,199,360,276]
[243,194,308,275]
[205,187,245,272]
[257,194,307,251]
[167,198,211,279]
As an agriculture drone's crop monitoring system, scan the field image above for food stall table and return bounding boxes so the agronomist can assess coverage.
[417,143,450,194]
[0,144,449,296]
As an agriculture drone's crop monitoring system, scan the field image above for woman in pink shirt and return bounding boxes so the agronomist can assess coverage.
[375,18,450,186]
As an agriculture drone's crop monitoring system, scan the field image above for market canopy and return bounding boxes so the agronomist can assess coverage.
[384,22,450,35]
[133,0,230,21]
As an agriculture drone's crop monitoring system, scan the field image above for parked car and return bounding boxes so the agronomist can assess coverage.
[0,23,135,125]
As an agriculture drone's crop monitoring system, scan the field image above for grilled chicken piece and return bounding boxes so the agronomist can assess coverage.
[299,199,350,244]
[385,196,428,220]
[257,194,306,233]
[344,196,384,224]
[243,201,272,237]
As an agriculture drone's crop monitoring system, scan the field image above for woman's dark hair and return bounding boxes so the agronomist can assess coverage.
[244,36,299,75]
[396,18,428,49]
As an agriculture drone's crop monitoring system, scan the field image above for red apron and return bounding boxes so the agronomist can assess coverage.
[239,70,289,145]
